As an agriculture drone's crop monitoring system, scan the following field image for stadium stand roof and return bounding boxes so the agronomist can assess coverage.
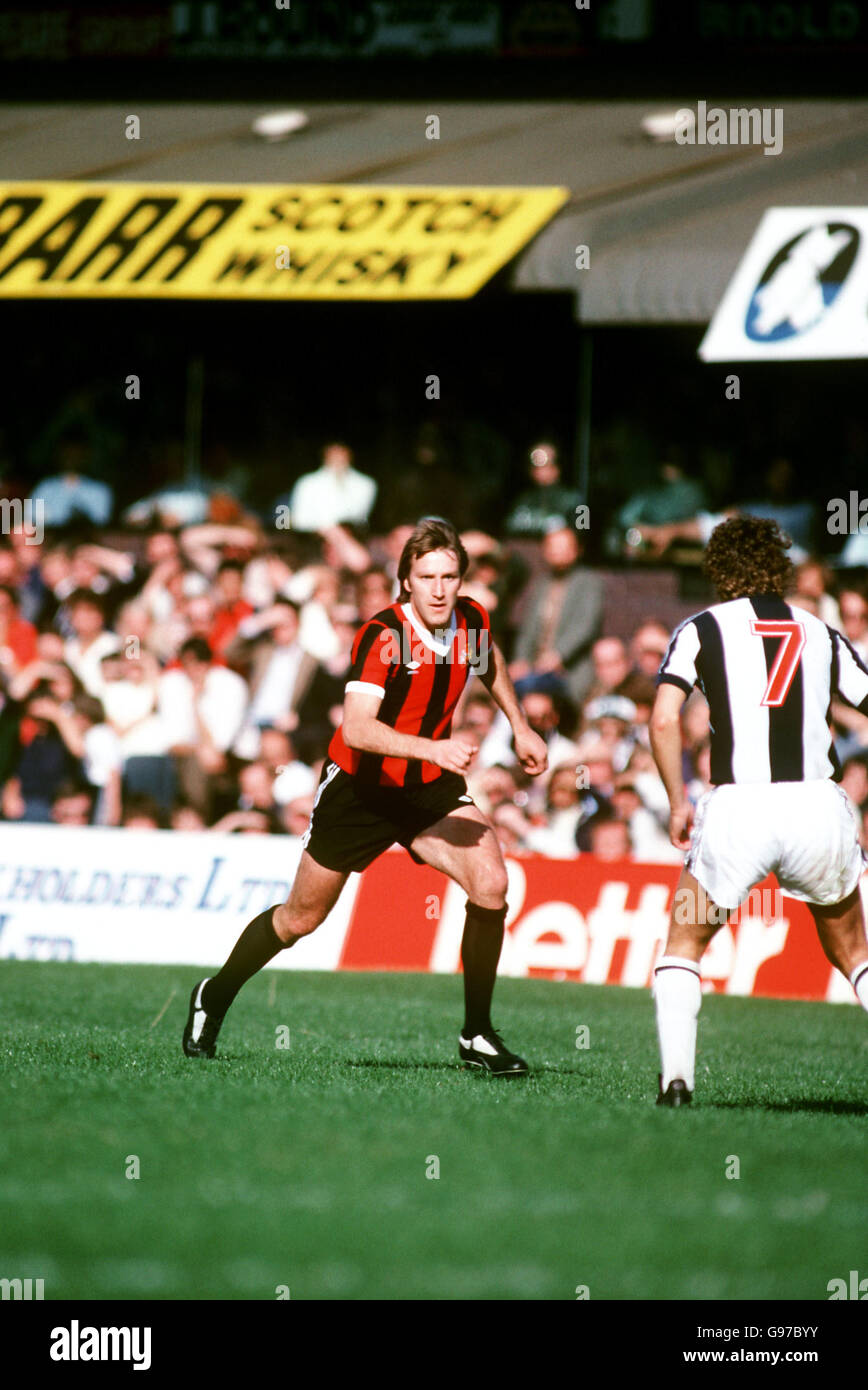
[1,99,866,322]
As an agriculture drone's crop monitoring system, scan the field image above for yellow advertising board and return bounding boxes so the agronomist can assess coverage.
[0,182,568,300]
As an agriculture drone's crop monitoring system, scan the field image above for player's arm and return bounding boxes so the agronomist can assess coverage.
[649,681,693,850]
[474,638,548,776]
[341,690,476,775]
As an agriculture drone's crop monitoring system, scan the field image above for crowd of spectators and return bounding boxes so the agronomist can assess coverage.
[3,436,868,864]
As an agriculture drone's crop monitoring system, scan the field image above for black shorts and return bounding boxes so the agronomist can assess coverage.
[302,762,475,873]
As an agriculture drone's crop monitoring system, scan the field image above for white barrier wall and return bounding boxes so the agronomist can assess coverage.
[0,825,358,969]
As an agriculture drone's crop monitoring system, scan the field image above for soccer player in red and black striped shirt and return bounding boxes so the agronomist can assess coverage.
[184,518,549,1075]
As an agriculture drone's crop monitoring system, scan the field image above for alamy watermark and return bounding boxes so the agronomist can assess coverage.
[368,626,489,674]
[672,883,783,928]
[827,492,868,534]
[0,498,43,545]
[1,1276,44,1299]
[674,102,783,157]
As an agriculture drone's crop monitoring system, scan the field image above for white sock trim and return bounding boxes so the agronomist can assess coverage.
[850,961,868,988]
[655,955,701,977]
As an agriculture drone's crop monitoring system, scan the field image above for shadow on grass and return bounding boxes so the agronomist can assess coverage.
[705,1097,868,1116]
[343,1058,588,1079]
[344,1058,484,1074]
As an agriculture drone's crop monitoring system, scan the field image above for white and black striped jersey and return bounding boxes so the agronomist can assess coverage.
[658,595,868,784]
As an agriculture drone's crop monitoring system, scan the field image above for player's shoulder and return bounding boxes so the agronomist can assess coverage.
[456,593,490,627]
[360,602,405,633]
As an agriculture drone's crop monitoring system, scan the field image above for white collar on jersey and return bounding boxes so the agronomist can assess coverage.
[401,601,458,657]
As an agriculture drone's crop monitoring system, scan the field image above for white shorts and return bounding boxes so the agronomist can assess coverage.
[687,780,865,910]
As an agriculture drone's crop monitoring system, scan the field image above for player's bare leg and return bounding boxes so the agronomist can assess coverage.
[410,803,508,908]
[273,852,350,942]
[654,867,732,1105]
[183,851,348,1058]
[808,886,868,1011]
[409,804,526,1075]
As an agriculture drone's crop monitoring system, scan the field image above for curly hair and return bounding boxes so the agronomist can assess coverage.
[703,516,795,601]
[397,517,468,598]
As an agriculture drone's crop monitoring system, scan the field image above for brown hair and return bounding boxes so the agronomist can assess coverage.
[397,518,468,599]
[704,516,794,602]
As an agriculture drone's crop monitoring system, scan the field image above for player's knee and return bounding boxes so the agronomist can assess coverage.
[470,860,509,909]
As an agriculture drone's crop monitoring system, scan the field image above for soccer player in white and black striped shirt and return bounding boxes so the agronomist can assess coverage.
[649,517,868,1106]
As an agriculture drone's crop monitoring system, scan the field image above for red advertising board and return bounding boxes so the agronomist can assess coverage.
[340,850,853,1003]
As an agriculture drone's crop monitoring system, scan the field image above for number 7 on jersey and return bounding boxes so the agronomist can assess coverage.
[750,619,806,707]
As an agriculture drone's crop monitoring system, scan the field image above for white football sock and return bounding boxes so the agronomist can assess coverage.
[850,961,868,1012]
[654,956,702,1092]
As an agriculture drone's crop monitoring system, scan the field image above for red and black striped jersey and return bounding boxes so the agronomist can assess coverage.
[328,596,491,787]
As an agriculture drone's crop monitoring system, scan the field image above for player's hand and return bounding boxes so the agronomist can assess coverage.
[513,725,548,777]
[432,733,478,774]
[668,800,694,851]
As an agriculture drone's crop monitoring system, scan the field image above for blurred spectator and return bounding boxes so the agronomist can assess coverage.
[281,795,314,837]
[227,600,338,762]
[3,686,81,822]
[525,765,583,858]
[454,689,503,768]
[234,760,283,831]
[356,565,395,619]
[209,561,254,658]
[840,754,868,811]
[686,739,713,806]
[123,480,211,528]
[51,781,96,827]
[283,442,376,532]
[171,802,207,832]
[793,559,841,629]
[467,763,523,819]
[32,454,113,528]
[582,695,637,773]
[829,599,868,755]
[510,526,604,704]
[629,620,672,680]
[121,794,165,829]
[64,591,121,697]
[615,455,707,532]
[578,740,615,801]
[505,443,581,537]
[0,584,38,680]
[158,637,248,817]
[490,802,534,858]
[838,588,868,663]
[210,808,276,835]
[589,637,632,695]
[610,774,681,863]
[100,650,167,760]
[519,689,581,771]
[271,731,318,806]
[585,813,632,861]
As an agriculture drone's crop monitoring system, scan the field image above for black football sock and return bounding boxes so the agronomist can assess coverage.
[201,906,287,1017]
[460,902,507,1036]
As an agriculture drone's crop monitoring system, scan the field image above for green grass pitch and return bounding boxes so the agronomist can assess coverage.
[0,961,865,1301]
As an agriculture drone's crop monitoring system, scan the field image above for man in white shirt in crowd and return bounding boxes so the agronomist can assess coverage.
[285,442,376,532]
[64,591,121,697]
[159,637,248,817]
[227,600,321,761]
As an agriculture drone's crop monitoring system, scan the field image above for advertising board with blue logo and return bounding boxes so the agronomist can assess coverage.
[700,207,868,361]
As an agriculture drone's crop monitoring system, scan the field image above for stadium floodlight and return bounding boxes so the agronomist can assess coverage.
[251,110,310,141]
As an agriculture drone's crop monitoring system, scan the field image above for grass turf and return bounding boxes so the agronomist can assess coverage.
[0,960,865,1301]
